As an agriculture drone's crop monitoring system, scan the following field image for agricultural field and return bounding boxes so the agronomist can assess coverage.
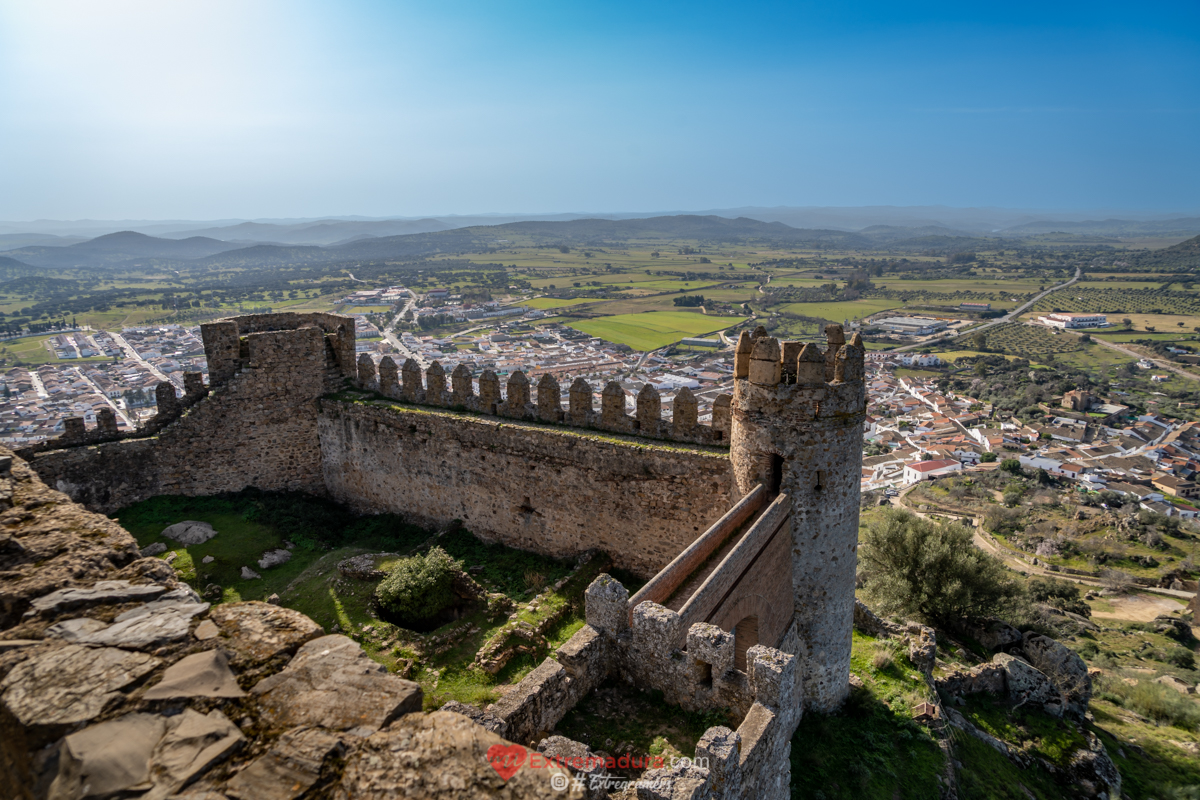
[779,298,902,322]
[0,333,113,366]
[524,297,608,310]
[567,310,744,351]
[967,322,1083,356]
[1031,287,1200,319]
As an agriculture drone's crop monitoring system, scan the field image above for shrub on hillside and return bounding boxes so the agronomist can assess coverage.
[1095,676,1200,730]
[858,508,1023,627]
[374,546,461,624]
[1027,577,1091,618]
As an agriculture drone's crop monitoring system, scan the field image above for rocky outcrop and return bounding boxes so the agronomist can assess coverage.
[1020,632,1092,718]
[335,711,584,799]
[252,635,423,734]
[993,653,1064,717]
[0,446,572,800]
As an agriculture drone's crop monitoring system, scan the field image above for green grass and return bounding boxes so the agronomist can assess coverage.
[779,298,902,321]
[567,310,745,350]
[524,297,608,310]
[959,694,1088,768]
[790,631,945,799]
[113,491,437,603]
[0,334,113,366]
[554,679,736,774]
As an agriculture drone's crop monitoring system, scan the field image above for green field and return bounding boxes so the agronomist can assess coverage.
[779,298,903,321]
[0,334,112,366]
[568,311,744,350]
[524,297,607,310]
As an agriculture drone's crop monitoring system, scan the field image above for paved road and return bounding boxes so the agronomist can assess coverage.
[891,266,1082,353]
[1090,336,1200,382]
[107,331,173,384]
[71,367,135,427]
[381,294,422,366]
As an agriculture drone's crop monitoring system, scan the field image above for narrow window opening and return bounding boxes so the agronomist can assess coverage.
[768,454,784,494]
[695,659,713,689]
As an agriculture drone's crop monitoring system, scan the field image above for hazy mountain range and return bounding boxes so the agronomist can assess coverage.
[3,206,1199,249]
[0,213,1197,275]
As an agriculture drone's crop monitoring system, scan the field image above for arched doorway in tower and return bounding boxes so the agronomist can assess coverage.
[734,615,759,672]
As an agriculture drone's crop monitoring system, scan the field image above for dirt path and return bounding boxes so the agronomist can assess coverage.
[1091,593,1186,623]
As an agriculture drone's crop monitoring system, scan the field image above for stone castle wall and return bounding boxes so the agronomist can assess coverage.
[317,399,735,577]
[29,321,350,512]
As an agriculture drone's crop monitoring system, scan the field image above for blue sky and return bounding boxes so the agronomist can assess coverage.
[1,0,1197,219]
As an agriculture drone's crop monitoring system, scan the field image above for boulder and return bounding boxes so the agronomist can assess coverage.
[141,542,168,557]
[144,650,246,700]
[257,550,291,570]
[1154,675,1193,695]
[201,556,214,564]
[1021,632,1092,718]
[337,711,583,799]
[240,567,261,580]
[967,618,1023,651]
[223,726,348,800]
[992,653,1063,716]
[161,521,218,546]
[44,617,109,641]
[252,635,422,734]
[0,644,160,731]
[1069,731,1121,799]
[148,709,245,796]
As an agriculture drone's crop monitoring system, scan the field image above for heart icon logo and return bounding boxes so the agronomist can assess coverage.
[486,743,527,781]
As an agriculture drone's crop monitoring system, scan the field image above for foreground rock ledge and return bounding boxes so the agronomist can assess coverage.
[0,446,572,800]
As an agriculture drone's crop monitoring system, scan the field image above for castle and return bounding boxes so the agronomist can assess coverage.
[8,312,866,799]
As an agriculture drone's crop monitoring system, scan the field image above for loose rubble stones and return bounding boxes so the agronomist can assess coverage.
[161,521,218,546]
[240,567,260,580]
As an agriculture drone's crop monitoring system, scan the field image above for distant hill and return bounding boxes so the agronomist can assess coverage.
[1124,233,1200,270]
[0,255,49,281]
[163,218,454,246]
[1001,217,1200,237]
[5,231,244,269]
[0,233,88,252]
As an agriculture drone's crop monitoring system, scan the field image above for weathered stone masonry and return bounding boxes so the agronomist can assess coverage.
[318,400,734,577]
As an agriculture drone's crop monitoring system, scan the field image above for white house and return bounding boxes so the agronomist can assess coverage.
[903,459,963,483]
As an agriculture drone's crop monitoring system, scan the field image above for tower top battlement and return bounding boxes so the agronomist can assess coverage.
[732,323,866,422]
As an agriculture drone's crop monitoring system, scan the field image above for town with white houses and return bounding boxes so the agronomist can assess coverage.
[2,291,1198,520]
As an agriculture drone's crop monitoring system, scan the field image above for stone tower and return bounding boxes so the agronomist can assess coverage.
[729,324,866,711]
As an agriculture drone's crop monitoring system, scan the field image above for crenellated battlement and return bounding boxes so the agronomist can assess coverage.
[731,323,867,422]
[356,353,733,446]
